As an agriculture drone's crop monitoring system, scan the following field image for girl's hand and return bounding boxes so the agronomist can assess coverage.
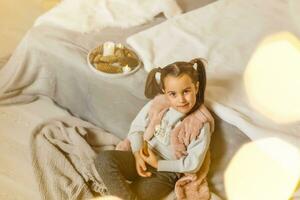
[134,152,152,177]
[139,148,158,169]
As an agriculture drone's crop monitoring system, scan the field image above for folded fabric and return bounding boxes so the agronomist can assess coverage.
[175,152,211,200]
[30,116,121,200]
[34,0,182,33]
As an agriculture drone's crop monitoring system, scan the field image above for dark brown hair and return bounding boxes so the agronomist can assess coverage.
[145,58,207,114]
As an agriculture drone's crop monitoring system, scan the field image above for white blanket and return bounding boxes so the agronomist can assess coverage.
[0,25,151,140]
[34,0,182,32]
[127,0,300,148]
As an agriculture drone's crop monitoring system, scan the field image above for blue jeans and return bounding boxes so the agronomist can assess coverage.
[95,150,178,200]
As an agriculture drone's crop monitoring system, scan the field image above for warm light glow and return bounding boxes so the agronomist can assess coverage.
[225,138,300,200]
[244,32,300,123]
[42,0,60,10]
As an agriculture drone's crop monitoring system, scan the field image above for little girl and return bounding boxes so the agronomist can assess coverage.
[95,58,214,200]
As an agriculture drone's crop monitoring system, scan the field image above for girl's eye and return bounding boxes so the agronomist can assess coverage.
[169,92,176,97]
[183,90,190,94]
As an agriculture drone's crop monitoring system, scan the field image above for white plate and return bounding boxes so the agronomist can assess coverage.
[87,44,141,78]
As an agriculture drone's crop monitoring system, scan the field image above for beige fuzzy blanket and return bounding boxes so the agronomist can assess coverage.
[30,116,121,200]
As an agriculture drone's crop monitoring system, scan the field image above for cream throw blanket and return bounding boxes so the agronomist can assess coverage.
[30,116,121,200]
[34,0,182,33]
[126,0,300,149]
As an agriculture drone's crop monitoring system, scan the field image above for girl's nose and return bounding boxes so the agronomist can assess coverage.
[178,94,186,103]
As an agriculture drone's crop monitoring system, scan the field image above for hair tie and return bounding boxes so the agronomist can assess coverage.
[193,63,198,70]
[155,70,161,84]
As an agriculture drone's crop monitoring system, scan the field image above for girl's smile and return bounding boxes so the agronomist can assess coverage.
[177,103,189,108]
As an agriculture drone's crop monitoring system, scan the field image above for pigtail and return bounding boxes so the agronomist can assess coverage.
[144,67,163,99]
[190,58,207,106]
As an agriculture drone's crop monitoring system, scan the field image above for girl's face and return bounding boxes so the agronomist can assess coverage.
[163,74,199,114]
